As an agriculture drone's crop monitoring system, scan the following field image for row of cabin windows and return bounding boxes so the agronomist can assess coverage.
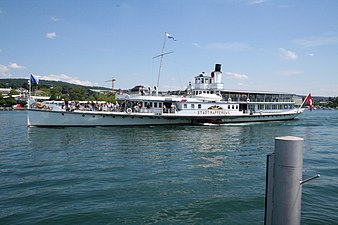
[140,102,163,108]
[183,104,202,109]
[194,90,215,95]
[195,78,213,84]
[183,104,239,110]
[257,104,294,110]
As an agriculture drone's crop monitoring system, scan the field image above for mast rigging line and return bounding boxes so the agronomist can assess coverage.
[152,51,174,59]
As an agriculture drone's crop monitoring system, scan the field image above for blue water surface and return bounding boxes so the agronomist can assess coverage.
[0,110,337,224]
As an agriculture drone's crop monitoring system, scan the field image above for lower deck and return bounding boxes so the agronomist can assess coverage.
[27,108,303,127]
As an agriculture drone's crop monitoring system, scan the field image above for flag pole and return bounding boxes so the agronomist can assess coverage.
[298,93,310,112]
[156,32,167,95]
[28,75,31,109]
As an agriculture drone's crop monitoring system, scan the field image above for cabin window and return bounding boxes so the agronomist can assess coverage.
[154,102,158,108]
[184,104,187,109]
[236,105,238,109]
[198,104,202,109]
[191,104,195,109]
[232,105,235,109]
[228,105,230,109]
[159,103,162,108]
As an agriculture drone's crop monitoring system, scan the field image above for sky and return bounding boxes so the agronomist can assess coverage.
[0,0,338,97]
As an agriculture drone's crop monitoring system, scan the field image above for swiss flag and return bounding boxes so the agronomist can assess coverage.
[305,93,313,110]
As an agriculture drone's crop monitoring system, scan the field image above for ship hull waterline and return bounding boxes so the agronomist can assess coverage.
[27,109,302,127]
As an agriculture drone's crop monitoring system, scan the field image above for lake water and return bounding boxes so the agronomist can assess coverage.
[0,110,337,224]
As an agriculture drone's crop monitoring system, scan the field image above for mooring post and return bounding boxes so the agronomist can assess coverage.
[265,136,304,225]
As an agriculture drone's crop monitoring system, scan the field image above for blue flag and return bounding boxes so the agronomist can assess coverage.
[30,74,39,85]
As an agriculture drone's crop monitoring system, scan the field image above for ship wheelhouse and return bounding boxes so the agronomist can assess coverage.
[189,64,297,114]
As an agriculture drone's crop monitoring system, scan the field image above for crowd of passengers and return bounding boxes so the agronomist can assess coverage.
[60,100,176,113]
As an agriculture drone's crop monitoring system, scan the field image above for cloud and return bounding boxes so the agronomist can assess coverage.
[293,36,338,48]
[308,53,314,57]
[46,32,57,39]
[0,63,26,77]
[224,72,249,80]
[193,43,201,48]
[51,16,59,22]
[8,63,26,69]
[206,42,252,52]
[278,48,298,60]
[278,70,303,76]
[248,0,268,5]
[40,74,98,86]
[0,64,11,76]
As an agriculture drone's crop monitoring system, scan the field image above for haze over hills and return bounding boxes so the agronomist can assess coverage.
[0,78,111,91]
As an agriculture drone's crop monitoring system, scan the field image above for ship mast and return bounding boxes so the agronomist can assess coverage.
[153,32,174,95]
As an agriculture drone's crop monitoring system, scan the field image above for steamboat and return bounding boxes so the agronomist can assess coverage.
[27,64,306,127]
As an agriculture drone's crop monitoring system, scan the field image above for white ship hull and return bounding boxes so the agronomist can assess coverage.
[27,109,192,127]
[27,108,303,127]
[191,110,302,124]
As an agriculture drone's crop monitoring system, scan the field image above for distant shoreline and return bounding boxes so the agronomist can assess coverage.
[0,107,26,111]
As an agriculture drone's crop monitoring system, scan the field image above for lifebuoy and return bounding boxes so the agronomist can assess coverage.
[126,108,132,114]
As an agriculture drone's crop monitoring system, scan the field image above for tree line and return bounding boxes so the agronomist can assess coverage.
[326,97,338,108]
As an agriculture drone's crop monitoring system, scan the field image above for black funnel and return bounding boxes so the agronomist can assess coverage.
[215,64,221,72]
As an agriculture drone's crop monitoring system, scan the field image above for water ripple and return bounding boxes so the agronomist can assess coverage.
[0,110,337,224]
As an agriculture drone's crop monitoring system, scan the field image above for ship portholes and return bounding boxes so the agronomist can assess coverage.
[82,114,85,117]
[113,116,115,118]
[92,115,95,118]
[61,113,64,116]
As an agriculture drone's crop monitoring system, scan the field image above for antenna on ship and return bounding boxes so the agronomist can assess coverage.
[153,32,176,95]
